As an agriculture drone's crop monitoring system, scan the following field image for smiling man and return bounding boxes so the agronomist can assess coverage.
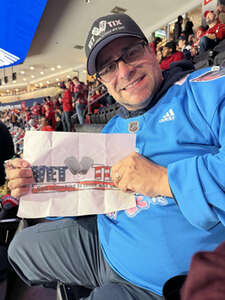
[6,13,225,300]
[95,37,163,110]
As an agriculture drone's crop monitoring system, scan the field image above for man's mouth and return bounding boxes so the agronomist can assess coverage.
[120,75,145,91]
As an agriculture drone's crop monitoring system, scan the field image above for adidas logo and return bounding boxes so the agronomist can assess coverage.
[159,109,175,123]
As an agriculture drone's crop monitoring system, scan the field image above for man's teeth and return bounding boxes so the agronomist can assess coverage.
[122,78,141,90]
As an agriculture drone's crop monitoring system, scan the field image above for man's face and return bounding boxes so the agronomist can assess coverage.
[178,39,185,49]
[162,46,172,58]
[206,11,216,24]
[96,37,163,111]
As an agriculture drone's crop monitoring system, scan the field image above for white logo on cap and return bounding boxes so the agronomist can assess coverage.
[88,19,123,50]
[91,20,107,36]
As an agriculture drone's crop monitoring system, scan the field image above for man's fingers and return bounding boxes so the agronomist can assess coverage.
[5,158,30,169]
[8,177,34,191]
[11,186,31,199]
[6,167,33,181]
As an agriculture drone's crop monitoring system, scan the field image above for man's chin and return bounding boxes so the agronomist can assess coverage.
[122,96,152,111]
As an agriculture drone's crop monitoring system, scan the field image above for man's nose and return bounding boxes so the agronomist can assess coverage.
[117,59,134,79]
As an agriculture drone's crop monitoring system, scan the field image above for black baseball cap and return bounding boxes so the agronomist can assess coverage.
[85,13,148,75]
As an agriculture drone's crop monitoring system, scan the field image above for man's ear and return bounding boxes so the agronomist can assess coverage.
[97,77,103,84]
[147,44,157,57]
[147,43,153,53]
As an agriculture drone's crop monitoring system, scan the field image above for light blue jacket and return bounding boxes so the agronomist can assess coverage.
[98,67,225,295]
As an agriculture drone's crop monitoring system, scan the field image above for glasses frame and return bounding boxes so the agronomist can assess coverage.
[96,40,148,83]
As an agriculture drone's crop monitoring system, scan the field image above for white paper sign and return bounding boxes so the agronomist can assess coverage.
[18,131,136,218]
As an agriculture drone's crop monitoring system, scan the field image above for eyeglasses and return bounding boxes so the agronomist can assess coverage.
[97,40,147,82]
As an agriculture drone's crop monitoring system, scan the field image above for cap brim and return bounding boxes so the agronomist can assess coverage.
[87,33,146,75]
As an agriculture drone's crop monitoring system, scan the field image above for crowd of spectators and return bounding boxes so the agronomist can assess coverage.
[152,4,225,70]
[0,77,114,157]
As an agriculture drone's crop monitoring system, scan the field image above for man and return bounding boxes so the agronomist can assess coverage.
[40,116,54,131]
[199,10,225,54]
[42,97,56,130]
[216,0,225,24]
[72,76,88,125]
[173,15,183,41]
[160,40,184,70]
[61,80,73,131]
[184,16,194,42]
[31,102,41,121]
[5,13,225,300]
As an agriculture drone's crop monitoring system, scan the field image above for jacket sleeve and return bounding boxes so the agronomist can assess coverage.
[216,24,225,40]
[168,94,225,231]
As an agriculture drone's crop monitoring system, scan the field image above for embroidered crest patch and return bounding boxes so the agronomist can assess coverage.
[128,121,139,133]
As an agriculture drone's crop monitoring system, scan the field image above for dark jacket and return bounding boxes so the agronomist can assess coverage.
[0,122,15,186]
[181,241,225,300]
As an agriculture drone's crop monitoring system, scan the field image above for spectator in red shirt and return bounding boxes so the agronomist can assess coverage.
[61,81,73,131]
[42,97,56,130]
[53,95,62,110]
[160,41,184,70]
[40,117,54,132]
[31,102,41,120]
[72,77,88,125]
[72,76,83,103]
[25,109,31,123]
[199,10,225,54]
[149,37,162,54]
[68,79,74,94]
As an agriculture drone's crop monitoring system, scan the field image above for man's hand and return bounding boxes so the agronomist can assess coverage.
[5,158,34,199]
[206,33,216,40]
[111,152,172,197]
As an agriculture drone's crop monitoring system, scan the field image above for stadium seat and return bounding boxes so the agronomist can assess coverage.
[57,282,91,300]
[214,51,225,66]
[213,39,225,54]
[163,275,187,300]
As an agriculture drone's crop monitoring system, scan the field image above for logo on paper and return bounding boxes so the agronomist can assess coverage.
[31,156,117,194]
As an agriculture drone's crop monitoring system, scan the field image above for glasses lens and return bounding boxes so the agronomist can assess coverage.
[98,62,117,82]
[124,43,145,64]
[98,42,146,82]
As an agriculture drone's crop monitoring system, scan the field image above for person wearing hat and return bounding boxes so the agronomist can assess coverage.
[199,10,225,54]
[160,40,184,70]
[5,13,225,300]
